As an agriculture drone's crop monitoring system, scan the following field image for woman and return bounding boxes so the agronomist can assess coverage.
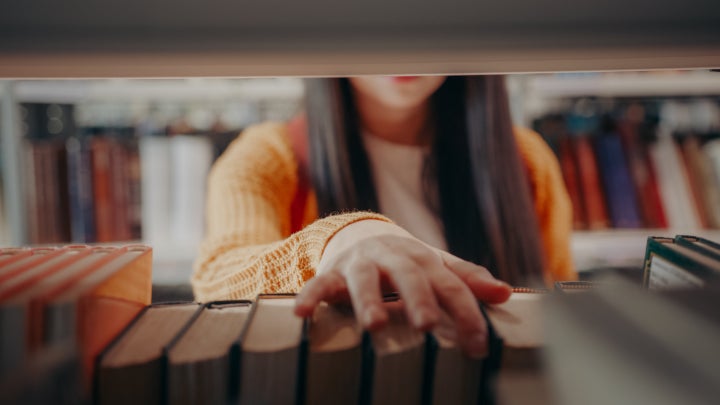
[192,75,574,357]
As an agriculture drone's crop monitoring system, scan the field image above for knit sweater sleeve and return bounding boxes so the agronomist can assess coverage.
[191,122,390,302]
[514,127,578,282]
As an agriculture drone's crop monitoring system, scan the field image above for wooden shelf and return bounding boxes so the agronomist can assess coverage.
[571,229,720,271]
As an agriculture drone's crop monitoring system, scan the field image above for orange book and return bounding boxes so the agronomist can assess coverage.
[92,137,115,242]
[43,245,152,381]
[0,247,62,285]
[559,137,586,229]
[573,136,610,229]
[0,247,33,269]
[0,245,92,301]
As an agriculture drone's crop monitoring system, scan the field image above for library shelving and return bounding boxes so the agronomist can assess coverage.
[0,79,304,283]
[2,72,720,283]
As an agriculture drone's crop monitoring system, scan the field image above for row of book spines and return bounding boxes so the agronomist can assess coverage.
[552,130,720,230]
[25,136,142,245]
[95,297,502,405]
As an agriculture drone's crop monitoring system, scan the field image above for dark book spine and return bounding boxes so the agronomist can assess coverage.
[595,133,643,228]
[66,135,96,243]
[125,139,143,240]
[109,139,131,241]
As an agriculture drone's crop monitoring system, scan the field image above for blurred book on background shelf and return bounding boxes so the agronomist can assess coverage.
[533,98,720,231]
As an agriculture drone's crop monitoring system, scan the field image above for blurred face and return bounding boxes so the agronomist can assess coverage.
[349,76,446,111]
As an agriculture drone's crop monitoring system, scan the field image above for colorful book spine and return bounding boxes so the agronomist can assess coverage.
[594,132,643,228]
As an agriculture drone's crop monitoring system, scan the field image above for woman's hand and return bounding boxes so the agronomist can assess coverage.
[294,219,512,358]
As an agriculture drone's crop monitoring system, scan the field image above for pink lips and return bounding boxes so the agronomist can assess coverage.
[389,76,420,83]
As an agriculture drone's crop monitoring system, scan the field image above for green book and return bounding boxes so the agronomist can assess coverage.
[674,235,720,262]
[642,236,720,290]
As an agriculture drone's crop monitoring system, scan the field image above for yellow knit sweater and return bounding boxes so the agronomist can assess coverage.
[191,122,576,302]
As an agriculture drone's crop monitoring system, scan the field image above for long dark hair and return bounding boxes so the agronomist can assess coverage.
[303,76,544,285]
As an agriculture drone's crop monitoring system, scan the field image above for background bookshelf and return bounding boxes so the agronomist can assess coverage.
[1,71,720,284]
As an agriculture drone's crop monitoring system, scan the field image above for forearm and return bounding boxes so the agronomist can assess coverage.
[191,211,392,302]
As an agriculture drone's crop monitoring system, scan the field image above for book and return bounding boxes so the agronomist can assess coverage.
[649,131,701,229]
[485,290,551,405]
[237,294,305,405]
[96,302,202,405]
[166,301,253,405]
[546,275,720,405]
[679,135,717,228]
[558,137,586,229]
[425,310,485,405]
[594,132,643,228]
[0,342,83,405]
[573,135,610,229]
[0,247,60,285]
[90,135,116,243]
[0,246,123,364]
[305,303,363,405]
[617,120,668,228]
[139,135,172,248]
[642,236,720,290]
[21,103,75,244]
[362,300,426,405]
[108,129,133,242]
[44,245,153,378]
[66,128,97,243]
[169,134,213,251]
[0,245,92,302]
[674,235,720,261]
[0,247,32,269]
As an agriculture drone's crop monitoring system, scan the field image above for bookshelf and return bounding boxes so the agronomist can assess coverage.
[2,72,720,283]
[0,78,304,283]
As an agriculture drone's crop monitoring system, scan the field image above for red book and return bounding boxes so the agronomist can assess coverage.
[617,122,668,228]
[558,137,586,229]
[573,135,610,229]
[91,137,115,242]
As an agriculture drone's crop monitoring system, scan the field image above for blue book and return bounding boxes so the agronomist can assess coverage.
[594,133,643,228]
[66,129,97,243]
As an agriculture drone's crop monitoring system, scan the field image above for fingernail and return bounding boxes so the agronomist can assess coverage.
[414,310,437,330]
[468,333,488,359]
[364,306,387,329]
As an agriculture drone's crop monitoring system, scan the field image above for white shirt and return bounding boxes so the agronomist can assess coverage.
[361,132,448,250]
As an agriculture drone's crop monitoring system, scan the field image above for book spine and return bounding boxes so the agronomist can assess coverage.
[91,137,115,242]
[617,122,668,228]
[109,139,131,241]
[125,139,143,240]
[558,137,586,229]
[139,136,172,247]
[679,136,712,228]
[66,136,96,243]
[649,133,701,229]
[700,139,720,228]
[170,135,213,250]
[573,135,609,229]
[594,133,643,228]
